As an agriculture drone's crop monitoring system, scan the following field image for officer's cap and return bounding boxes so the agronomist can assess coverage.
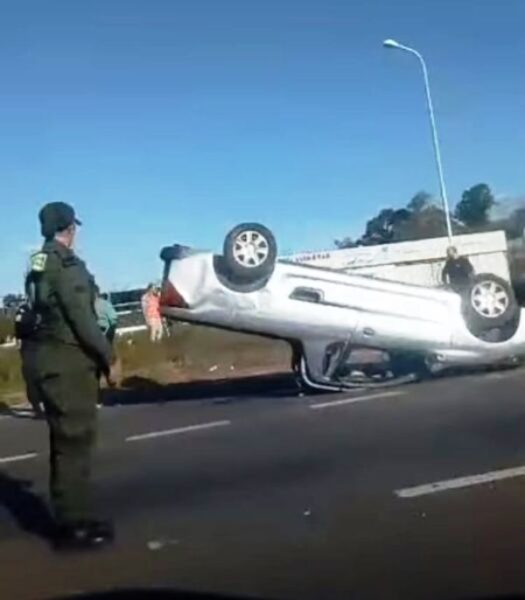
[39,202,82,239]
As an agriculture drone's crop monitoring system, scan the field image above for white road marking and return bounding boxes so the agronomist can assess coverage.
[0,452,38,464]
[310,391,404,410]
[126,420,231,442]
[396,465,525,498]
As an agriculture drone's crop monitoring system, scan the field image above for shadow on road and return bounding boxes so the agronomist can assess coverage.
[0,471,55,541]
[102,372,299,407]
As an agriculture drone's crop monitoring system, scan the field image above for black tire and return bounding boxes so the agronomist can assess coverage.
[223,223,277,282]
[462,273,518,333]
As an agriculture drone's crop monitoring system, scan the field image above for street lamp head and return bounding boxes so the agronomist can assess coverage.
[383,38,401,49]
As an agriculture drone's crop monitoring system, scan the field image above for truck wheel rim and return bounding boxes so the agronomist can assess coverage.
[471,281,509,318]
[233,231,270,268]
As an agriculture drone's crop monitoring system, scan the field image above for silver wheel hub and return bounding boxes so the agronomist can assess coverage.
[471,280,509,318]
[233,230,269,268]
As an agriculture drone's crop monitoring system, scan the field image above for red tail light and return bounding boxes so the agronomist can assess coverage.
[161,280,188,308]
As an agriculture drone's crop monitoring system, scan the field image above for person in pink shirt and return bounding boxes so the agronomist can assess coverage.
[141,284,163,342]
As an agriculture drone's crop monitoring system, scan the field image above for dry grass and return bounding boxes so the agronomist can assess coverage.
[117,324,290,384]
[0,324,291,405]
[0,347,23,399]
[0,315,14,345]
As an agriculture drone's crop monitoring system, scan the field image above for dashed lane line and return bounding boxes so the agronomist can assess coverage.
[310,391,404,410]
[395,464,525,498]
[125,420,232,442]
[0,452,39,464]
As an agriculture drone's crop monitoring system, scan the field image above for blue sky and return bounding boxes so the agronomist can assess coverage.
[1,0,524,293]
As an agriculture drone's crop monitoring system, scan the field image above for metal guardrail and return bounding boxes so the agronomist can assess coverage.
[115,303,147,336]
[116,324,148,336]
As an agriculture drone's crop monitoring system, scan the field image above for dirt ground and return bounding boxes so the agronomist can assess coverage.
[0,325,292,406]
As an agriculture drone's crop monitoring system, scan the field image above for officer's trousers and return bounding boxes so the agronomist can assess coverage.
[32,360,98,524]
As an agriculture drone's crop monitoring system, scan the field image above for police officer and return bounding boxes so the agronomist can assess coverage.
[25,202,117,551]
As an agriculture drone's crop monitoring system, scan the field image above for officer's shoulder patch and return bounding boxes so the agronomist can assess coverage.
[30,252,48,273]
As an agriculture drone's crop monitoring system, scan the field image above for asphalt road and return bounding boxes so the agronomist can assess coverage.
[1,369,525,600]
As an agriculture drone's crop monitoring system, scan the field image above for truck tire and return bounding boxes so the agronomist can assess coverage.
[223,223,277,282]
[462,273,518,333]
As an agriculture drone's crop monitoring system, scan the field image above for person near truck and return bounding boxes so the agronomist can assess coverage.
[22,201,118,551]
[94,287,118,344]
[141,284,163,342]
[442,246,475,293]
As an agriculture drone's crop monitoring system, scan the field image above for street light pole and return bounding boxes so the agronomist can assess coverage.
[383,39,453,242]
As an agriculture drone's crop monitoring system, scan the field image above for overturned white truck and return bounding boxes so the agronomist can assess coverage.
[160,226,522,391]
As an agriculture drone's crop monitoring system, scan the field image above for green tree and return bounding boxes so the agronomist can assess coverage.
[454,183,495,228]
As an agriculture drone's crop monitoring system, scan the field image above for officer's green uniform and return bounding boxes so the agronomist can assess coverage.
[28,230,112,525]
